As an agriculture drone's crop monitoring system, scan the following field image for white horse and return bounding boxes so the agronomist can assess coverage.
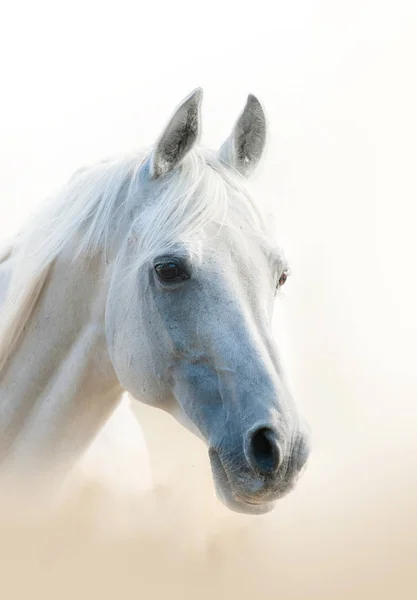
[0,89,310,517]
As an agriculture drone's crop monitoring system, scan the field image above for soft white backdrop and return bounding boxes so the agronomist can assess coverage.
[1,1,417,597]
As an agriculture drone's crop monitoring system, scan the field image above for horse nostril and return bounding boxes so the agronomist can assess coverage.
[247,427,282,475]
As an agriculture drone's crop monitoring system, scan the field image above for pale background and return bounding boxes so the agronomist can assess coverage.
[1,1,417,598]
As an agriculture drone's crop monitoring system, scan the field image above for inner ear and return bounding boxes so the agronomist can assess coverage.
[151,88,203,179]
[219,94,267,177]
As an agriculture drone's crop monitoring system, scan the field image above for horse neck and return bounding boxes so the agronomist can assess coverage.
[0,239,123,482]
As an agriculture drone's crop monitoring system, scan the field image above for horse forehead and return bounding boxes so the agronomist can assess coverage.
[203,229,272,273]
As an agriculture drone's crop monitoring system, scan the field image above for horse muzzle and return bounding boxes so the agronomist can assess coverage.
[208,428,310,515]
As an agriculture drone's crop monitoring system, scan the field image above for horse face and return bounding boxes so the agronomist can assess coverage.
[105,89,310,514]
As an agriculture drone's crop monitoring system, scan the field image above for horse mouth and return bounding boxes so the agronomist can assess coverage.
[208,449,275,515]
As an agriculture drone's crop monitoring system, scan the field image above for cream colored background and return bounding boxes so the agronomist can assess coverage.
[1,1,417,598]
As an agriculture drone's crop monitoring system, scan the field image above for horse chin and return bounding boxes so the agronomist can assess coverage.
[209,449,275,516]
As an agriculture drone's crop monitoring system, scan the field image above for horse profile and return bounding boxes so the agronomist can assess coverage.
[0,89,310,515]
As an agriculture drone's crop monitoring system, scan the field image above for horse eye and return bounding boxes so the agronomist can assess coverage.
[278,271,288,286]
[154,261,189,282]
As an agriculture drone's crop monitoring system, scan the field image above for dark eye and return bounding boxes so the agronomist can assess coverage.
[278,271,288,286]
[154,260,189,282]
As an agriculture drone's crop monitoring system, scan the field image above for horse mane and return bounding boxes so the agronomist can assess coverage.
[0,146,269,375]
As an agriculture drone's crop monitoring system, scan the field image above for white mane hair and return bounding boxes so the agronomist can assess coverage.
[0,146,270,374]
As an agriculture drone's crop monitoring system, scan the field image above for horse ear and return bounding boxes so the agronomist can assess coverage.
[219,94,267,177]
[150,88,203,179]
